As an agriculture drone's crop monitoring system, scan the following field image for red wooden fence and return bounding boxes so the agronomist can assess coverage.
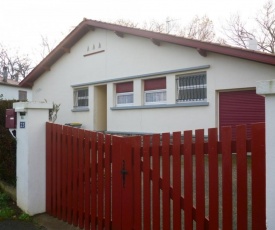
[46,122,266,229]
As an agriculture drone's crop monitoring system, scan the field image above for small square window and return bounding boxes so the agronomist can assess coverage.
[18,90,27,101]
[176,72,207,102]
[74,88,89,107]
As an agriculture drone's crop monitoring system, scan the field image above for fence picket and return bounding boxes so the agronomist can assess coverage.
[208,128,219,229]
[104,135,112,229]
[46,122,52,214]
[172,132,181,229]
[152,134,160,230]
[78,129,85,229]
[162,133,171,230]
[90,132,97,230]
[221,126,233,230]
[236,125,248,229]
[84,130,91,230]
[66,127,73,224]
[61,126,68,222]
[52,124,57,217]
[184,130,193,230]
[143,135,151,229]
[195,129,205,229]
[72,128,79,227]
[133,136,142,230]
[251,123,266,230]
[97,133,104,229]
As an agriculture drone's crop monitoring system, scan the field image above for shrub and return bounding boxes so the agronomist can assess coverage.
[0,100,18,186]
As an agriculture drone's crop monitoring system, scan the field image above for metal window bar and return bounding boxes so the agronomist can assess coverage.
[176,73,206,102]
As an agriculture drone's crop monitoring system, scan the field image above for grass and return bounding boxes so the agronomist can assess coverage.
[0,188,32,222]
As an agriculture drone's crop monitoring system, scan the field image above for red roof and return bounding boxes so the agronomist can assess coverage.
[0,77,20,87]
[20,19,275,87]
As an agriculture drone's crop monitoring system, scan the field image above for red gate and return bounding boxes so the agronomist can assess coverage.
[46,122,266,229]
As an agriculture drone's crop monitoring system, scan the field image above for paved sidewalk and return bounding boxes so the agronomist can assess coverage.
[33,213,81,230]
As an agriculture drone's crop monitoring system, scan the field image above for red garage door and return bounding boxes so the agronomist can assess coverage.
[219,90,265,138]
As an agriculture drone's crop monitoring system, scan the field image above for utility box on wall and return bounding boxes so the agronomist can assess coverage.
[5,109,16,129]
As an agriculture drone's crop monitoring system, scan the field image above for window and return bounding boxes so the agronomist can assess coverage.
[74,88,89,107]
[144,77,166,104]
[176,72,206,102]
[116,82,134,106]
[18,90,27,101]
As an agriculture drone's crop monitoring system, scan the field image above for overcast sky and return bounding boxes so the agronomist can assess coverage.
[0,0,270,63]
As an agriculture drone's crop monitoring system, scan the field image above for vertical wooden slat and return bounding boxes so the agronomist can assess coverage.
[208,128,219,229]
[72,128,79,227]
[121,137,134,230]
[57,125,62,220]
[133,136,142,230]
[90,132,97,230]
[52,124,57,217]
[112,136,122,229]
[97,133,104,229]
[172,132,181,230]
[104,135,112,230]
[152,134,160,230]
[84,131,91,230]
[195,129,205,229]
[46,122,52,214]
[236,125,247,229]
[221,126,232,230]
[61,126,68,221]
[67,126,73,224]
[162,133,171,230]
[251,123,266,230]
[143,135,151,230]
[184,130,193,230]
[78,129,85,229]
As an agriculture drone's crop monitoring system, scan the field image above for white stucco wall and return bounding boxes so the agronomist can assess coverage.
[31,29,275,132]
[0,84,32,100]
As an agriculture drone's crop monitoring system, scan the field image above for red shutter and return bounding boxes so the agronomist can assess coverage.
[219,90,265,138]
[116,82,133,93]
[144,77,166,91]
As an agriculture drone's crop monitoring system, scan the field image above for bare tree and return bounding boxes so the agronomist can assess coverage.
[223,1,275,53]
[113,15,216,42]
[179,15,216,42]
[0,45,31,82]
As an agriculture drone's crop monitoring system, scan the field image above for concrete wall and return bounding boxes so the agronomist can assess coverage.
[31,28,275,132]
[0,84,32,100]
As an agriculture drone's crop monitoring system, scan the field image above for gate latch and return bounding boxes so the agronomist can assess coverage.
[121,160,128,188]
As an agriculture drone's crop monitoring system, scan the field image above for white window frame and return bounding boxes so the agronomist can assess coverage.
[144,89,167,105]
[73,88,89,108]
[116,92,134,106]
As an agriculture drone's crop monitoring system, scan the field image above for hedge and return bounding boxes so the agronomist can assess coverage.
[0,100,18,186]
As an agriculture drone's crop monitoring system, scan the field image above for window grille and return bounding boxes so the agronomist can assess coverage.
[116,92,134,106]
[176,73,206,102]
[144,89,166,104]
[74,88,88,107]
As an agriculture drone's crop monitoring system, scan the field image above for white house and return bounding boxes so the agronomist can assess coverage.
[20,19,275,135]
[0,77,32,101]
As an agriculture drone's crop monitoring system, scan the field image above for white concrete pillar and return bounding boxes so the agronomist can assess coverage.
[13,101,52,215]
[256,80,275,229]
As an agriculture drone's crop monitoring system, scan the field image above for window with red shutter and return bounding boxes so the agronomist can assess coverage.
[144,77,166,104]
[116,82,134,106]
